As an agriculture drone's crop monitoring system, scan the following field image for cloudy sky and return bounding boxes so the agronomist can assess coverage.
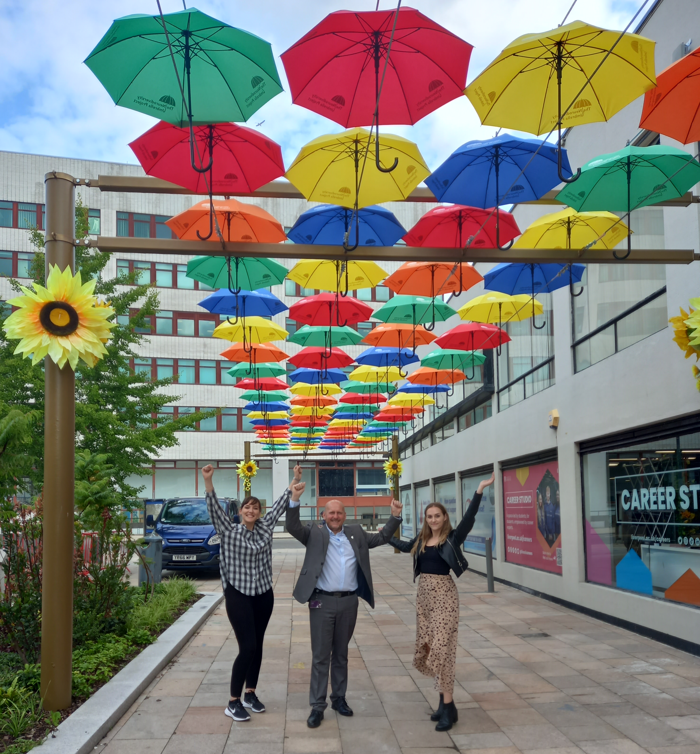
[0,0,646,171]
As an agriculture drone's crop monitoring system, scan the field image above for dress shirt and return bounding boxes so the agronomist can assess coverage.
[288,500,358,592]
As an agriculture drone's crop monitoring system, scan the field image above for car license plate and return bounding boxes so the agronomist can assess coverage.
[172,554,197,561]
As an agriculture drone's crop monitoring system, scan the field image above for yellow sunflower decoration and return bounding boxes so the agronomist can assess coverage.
[237,459,259,493]
[3,265,116,369]
[383,459,403,478]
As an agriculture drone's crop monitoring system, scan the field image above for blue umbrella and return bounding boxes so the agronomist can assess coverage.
[289,367,348,384]
[248,419,290,427]
[331,412,374,421]
[395,382,449,394]
[425,134,573,249]
[288,204,406,249]
[198,288,287,318]
[244,401,290,412]
[356,346,419,372]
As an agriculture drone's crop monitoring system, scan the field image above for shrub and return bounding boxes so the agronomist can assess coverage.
[127,579,197,635]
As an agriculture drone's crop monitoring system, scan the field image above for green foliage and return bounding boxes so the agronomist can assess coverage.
[0,679,43,738]
[0,406,40,500]
[71,635,134,698]
[127,578,197,635]
[0,652,22,687]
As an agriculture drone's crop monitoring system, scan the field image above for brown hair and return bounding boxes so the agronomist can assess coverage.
[411,502,452,555]
[241,496,262,512]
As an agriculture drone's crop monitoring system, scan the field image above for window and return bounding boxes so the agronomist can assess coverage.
[177,360,195,384]
[356,321,374,337]
[0,201,45,230]
[319,467,354,497]
[156,358,174,380]
[155,263,174,287]
[156,406,175,427]
[285,317,298,336]
[0,250,33,278]
[0,251,10,277]
[131,358,249,387]
[116,260,208,290]
[199,361,217,385]
[178,406,196,431]
[0,202,12,228]
[221,408,238,431]
[198,319,216,338]
[351,284,392,302]
[116,212,129,237]
[88,209,101,235]
[115,213,176,239]
[220,362,237,385]
[177,264,194,289]
[155,215,172,239]
[17,203,38,229]
[129,308,218,337]
[356,467,390,496]
[156,310,173,335]
[133,357,152,378]
[199,414,218,431]
[134,261,151,285]
[177,317,195,337]
[285,280,316,297]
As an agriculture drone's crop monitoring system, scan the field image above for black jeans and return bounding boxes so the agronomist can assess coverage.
[224,583,274,698]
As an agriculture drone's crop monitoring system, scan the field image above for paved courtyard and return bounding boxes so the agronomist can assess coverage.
[103,548,700,754]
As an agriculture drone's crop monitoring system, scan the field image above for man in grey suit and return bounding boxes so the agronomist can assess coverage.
[287,483,402,728]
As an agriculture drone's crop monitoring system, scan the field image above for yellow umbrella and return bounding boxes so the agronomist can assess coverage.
[246,411,289,420]
[458,292,542,323]
[286,128,430,209]
[291,406,335,416]
[213,315,287,343]
[288,259,387,292]
[289,382,343,396]
[466,20,655,181]
[349,365,404,383]
[513,207,630,250]
[387,394,436,407]
[328,419,367,428]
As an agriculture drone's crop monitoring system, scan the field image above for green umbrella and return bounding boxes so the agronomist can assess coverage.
[239,390,289,403]
[341,380,395,394]
[421,349,486,371]
[187,256,288,291]
[334,404,380,414]
[287,325,364,348]
[85,8,282,128]
[558,145,700,259]
[227,361,285,379]
[374,295,456,330]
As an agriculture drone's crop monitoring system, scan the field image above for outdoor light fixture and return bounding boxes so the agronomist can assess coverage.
[548,409,559,429]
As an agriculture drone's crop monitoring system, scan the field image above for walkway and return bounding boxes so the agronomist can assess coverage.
[102,549,700,754]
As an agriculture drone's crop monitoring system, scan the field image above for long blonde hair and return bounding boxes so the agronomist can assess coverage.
[411,502,453,555]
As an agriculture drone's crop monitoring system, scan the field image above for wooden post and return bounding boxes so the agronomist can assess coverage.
[392,436,401,552]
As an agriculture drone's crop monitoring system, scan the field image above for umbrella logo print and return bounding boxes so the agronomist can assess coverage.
[332,95,346,107]
[251,76,264,88]
[407,165,416,174]
[339,187,351,195]
[488,91,497,102]
[573,99,592,110]
[224,173,239,181]
[159,95,176,107]
[428,79,443,92]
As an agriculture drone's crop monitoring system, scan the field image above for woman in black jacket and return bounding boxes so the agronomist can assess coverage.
[390,473,494,732]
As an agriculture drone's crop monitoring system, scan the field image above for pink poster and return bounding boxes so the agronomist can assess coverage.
[503,461,562,575]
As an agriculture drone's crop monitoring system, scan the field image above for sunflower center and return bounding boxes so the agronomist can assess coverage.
[40,301,79,336]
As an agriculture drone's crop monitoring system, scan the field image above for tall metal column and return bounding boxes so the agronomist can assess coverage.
[41,172,76,711]
[391,436,400,551]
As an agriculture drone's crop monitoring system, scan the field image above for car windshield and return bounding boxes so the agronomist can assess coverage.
[159,498,223,525]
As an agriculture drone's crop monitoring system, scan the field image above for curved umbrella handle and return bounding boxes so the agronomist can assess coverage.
[613,228,633,261]
[375,134,398,173]
[569,265,584,297]
[495,206,514,251]
[342,210,361,253]
[189,122,214,174]
[226,257,242,295]
[196,193,215,241]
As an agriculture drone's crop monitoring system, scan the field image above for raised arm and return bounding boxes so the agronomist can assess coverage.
[285,465,311,545]
[364,498,403,548]
[202,464,233,536]
[453,472,495,545]
[390,535,417,554]
[262,463,302,528]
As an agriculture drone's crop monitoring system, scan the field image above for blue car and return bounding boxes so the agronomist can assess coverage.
[148,496,239,573]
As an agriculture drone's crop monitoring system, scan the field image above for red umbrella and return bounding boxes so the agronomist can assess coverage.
[235,377,288,391]
[404,205,520,249]
[434,323,510,352]
[340,393,386,404]
[288,293,373,327]
[129,121,285,194]
[288,347,355,370]
[291,418,331,427]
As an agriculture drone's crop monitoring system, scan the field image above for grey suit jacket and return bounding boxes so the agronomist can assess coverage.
[286,505,401,609]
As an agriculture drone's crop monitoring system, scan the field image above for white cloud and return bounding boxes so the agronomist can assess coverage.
[0,0,647,170]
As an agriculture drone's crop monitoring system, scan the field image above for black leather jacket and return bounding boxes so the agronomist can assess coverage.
[392,491,482,581]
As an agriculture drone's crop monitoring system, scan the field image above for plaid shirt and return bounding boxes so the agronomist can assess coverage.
[206,487,291,595]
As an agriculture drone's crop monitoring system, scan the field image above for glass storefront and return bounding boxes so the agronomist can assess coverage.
[400,485,415,539]
[415,483,431,529]
[583,431,700,607]
[434,477,457,521]
[461,470,496,557]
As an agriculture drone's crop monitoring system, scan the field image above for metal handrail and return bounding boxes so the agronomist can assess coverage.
[497,355,555,394]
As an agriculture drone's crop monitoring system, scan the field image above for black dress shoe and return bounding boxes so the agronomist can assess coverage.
[430,694,444,722]
[435,701,458,732]
[331,698,354,716]
[307,709,324,728]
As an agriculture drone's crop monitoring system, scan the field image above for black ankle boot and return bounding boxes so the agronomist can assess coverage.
[429,694,444,722]
[435,701,458,732]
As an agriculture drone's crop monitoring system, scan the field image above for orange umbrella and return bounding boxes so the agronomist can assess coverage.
[290,395,338,407]
[166,198,286,243]
[220,343,288,363]
[384,262,483,297]
[407,366,466,386]
[639,47,700,144]
[361,322,437,350]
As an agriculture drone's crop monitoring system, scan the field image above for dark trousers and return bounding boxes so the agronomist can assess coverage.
[224,583,274,698]
[309,593,359,711]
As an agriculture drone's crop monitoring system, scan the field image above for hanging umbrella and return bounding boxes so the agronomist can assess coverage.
[388,394,435,407]
[289,382,342,396]
[639,46,700,144]
[288,293,373,327]
[290,395,338,407]
[348,365,404,383]
[340,392,386,404]
[239,390,289,403]
[85,8,283,128]
[286,129,430,209]
[404,205,520,250]
[513,207,629,250]
[198,289,287,319]
[421,349,485,371]
[245,401,290,412]
[334,403,380,414]
[557,145,700,258]
[187,255,287,291]
[465,21,656,182]
[407,368,467,399]
[395,382,449,394]
[356,346,418,368]
[288,367,348,384]
[342,380,394,394]
[227,361,285,380]
[288,259,387,294]
[213,316,287,346]
[247,411,289,420]
[288,347,355,371]
[220,342,288,363]
[374,294,456,335]
[291,406,335,416]
[434,323,510,352]
[361,322,437,351]
[288,204,406,248]
[384,262,482,303]
[167,198,286,243]
[458,292,543,323]
[234,377,288,391]
[129,120,284,194]
[287,325,364,348]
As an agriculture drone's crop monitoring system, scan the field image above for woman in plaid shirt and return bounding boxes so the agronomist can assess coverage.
[203,463,305,722]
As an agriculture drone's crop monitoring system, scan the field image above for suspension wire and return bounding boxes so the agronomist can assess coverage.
[560,0,578,26]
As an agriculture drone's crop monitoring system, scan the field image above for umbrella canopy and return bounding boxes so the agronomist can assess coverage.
[484,263,585,295]
[85,8,283,126]
[129,121,285,194]
[288,347,355,370]
[421,349,486,371]
[187,255,287,290]
[356,346,419,369]
[384,261,483,298]
[281,7,472,127]
[374,295,456,326]
[395,382,449,394]
[434,323,509,352]
[245,401,289,412]
[334,403,380,414]
[240,390,289,403]
[248,418,290,427]
[288,205,406,247]
[458,292,543,323]
[167,199,286,243]
[290,395,338,407]
[362,323,436,349]
[289,382,342,396]
[288,260,387,293]
[388,394,435,407]
[340,393,386,404]
[404,205,520,249]
[349,365,403,383]
[213,316,287,344]
[227,361,285,380]
[198,288,287,317]
[513,207,629,250]
[288,293,373,326]
[287,325,364,348]
[220,343,288,363]
[407,367,466,386]
[342,380,394,394]
[291,406,335,416]
[639,46,700,144]
[285,129,430,209]
[289,367,348,384]
[235,377,288,391]
[246,411,289,420]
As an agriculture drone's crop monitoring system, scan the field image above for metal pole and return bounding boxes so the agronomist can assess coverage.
[244,441,251,496]
[485,538,495,593]
[41,171,76,711]
[391,436,400,552]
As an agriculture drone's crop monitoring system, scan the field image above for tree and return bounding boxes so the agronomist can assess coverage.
[0,198,215,503]
[0,404,40,501]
